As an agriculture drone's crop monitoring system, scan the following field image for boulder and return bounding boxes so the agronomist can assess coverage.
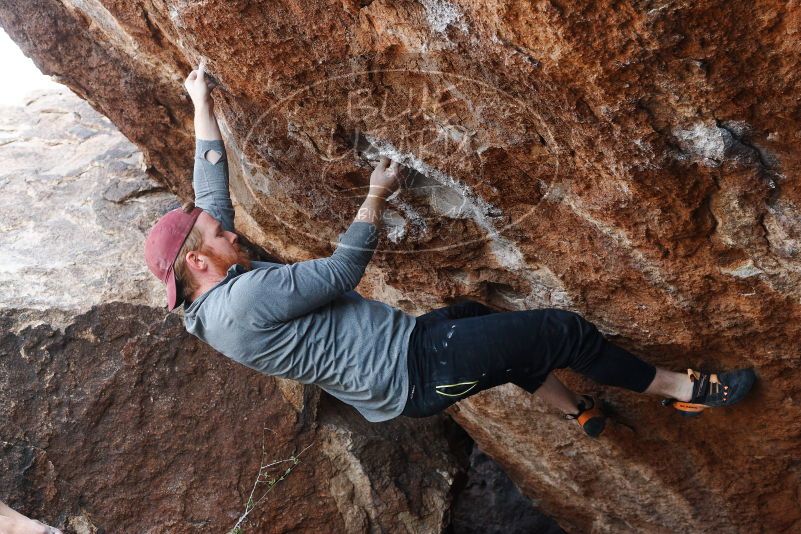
[1,1,800,532]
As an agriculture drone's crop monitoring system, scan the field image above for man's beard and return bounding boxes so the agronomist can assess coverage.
[204,244,252,275]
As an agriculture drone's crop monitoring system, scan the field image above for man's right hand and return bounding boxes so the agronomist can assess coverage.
[184,61,218,109]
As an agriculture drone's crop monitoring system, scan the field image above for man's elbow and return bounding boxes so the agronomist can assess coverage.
[341,266,367,293]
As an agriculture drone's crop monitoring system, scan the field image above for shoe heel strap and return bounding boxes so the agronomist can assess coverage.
[577,407,602,426]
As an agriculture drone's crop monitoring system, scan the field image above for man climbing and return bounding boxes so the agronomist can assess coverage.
[144,63,756,437]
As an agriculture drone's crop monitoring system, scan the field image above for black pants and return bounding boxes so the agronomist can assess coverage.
[400,300,657,418]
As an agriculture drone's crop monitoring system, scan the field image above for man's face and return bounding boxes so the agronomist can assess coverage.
[192,211,251,277]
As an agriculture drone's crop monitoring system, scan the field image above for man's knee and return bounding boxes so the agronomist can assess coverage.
[543,309,604,371]
[466,299,496,315]
[451,299,496,318]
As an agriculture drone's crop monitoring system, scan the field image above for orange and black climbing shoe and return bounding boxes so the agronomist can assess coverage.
[661,367,756,417]
[565,394,606,438]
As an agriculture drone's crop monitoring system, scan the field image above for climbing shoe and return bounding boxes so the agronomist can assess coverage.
[565,394,606,438]
[662,367,756,417]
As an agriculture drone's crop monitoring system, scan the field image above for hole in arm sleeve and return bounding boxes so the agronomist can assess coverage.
[203,149,223,165]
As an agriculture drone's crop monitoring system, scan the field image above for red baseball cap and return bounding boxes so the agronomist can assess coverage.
[144,204,203,310]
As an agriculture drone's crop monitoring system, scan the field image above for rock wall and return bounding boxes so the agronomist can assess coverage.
[1,2,800,532]
[0,88,471,533]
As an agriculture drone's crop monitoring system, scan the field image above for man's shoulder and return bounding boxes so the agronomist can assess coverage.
[218,264,278,306]
[249,260,283,269]
[227,261,285,285]
[186,262,285,316]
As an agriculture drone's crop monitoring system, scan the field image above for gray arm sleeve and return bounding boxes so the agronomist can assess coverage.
[231,221,380,323]
[194,138,235,232]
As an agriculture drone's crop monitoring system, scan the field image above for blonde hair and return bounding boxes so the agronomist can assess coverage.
[174,202,203,302]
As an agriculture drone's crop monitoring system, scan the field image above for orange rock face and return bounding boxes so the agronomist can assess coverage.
[1,1,800,532]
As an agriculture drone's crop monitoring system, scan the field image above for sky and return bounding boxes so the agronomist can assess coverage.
[0,27,62,107]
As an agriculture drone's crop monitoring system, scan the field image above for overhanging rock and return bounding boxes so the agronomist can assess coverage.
[1,2,800,532]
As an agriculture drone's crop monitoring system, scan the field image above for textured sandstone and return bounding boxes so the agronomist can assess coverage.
[1,1,800,532]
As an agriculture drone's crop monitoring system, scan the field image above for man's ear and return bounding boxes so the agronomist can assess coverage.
[185,250,206,272]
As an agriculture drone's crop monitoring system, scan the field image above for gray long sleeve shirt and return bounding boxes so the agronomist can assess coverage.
[183,138,417,422]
